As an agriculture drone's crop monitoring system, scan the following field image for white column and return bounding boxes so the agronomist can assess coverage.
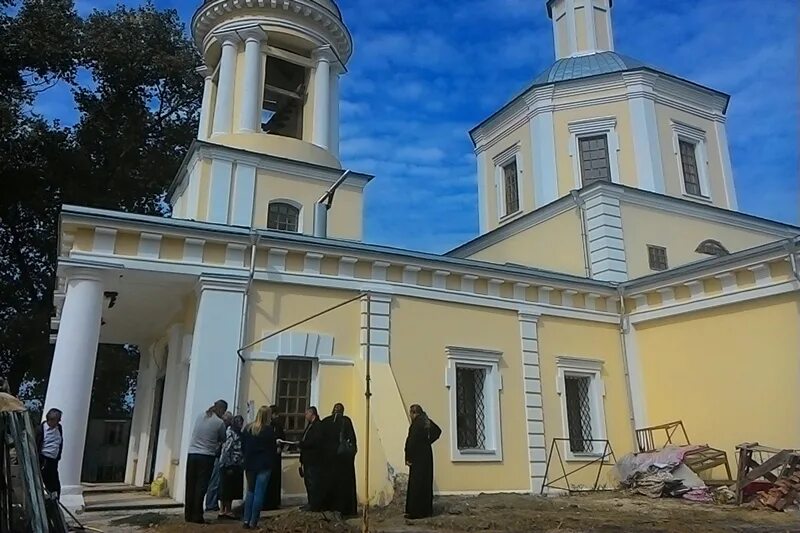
[311,46,336,150]
[197,66,214,140]
[43,269,105,508]
[328,65,341,158]
[212,34,239,135]
[176,277,246,503]
[622,319,648,430]
[476,149,489,233]
[237,28,266,133]
[134,345,156,486]
[154,324,183,484]
[170,332,192,503]
[124,352,148,485]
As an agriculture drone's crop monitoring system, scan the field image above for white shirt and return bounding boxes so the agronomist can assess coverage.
[42,424,62,459]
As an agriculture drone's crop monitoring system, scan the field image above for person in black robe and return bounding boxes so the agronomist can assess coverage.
[298,406,325,511]
[404,404,441,519]
[321,403,358,516]
[264,405,285,510]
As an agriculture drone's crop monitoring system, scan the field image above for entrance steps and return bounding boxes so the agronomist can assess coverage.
[82,484,182,512]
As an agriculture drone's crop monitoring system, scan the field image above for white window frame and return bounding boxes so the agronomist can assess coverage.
[272,356,320,452]
[493,143,523,221]
[569,116,620,188]
[671,120,712,201]
[555,356,607,461]
[444,346,503,462]
[266,198,304,233]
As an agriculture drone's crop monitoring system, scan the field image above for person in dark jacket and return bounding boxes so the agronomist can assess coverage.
[240,406,277,529]
[404,404,441,519]
[36,408,63,498]
[264,405,285,510]
[321,403,358,516]
[298,406,325,511]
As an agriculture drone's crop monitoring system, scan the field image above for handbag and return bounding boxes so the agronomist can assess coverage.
[337,424,356,457]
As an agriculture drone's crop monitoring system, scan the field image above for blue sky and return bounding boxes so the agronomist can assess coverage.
[36,0,799,253]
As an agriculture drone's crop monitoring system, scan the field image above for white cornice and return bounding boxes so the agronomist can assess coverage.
[445,346,503,363]
[192,0,352,63]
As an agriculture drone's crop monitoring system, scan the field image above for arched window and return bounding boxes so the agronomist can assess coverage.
[695,239,729,257]
[267,202,300,232]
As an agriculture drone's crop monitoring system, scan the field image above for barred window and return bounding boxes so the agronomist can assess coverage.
[578,135,611,185]
[564,375,593,453]
[679,140,702,196]
[456,366,487,450]
[502,160,519,216]
[276,359,312,442]
[267,202,300,232]
[647,245,668,271]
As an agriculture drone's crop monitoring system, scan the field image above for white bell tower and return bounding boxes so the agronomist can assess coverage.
[191,0,352,162]
[547,0,614,59]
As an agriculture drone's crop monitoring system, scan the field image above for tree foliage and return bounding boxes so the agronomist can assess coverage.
[0,0,202,412]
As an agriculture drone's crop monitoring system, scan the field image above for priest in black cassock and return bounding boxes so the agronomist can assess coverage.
[322,403,358,516]
[404,404,441,519]
[264,404,285,510]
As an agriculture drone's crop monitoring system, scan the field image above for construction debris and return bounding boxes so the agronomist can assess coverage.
[615,445,712,502]
[759,472,800,511]
[734,442,800,511]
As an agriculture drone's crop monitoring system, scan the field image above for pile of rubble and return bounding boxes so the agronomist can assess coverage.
[758,471,800,511]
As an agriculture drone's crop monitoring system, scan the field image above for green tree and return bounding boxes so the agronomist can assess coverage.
[0,0,201,410]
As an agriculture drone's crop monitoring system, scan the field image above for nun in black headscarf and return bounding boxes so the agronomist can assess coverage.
[321,402,358,516]
[404,404,441,519]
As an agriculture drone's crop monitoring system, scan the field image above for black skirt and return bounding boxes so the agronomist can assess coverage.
[219,466,244,501]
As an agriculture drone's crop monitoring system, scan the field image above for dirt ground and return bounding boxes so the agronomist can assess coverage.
[78,492,800,533]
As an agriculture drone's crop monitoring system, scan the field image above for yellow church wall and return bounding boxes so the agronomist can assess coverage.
[654,103,728,208]
[537,316,633,488]
[552,100,638,195]
[390,296,530,492]
[252,170,363,239]
[468,208,587,276]
[620,203,783,278]
[635,293,800,474]
[480,122,534,230]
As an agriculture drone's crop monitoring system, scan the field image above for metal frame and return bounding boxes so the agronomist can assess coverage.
[541,438,616,494]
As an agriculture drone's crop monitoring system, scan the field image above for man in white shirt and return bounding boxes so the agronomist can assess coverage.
[36,408,64,499]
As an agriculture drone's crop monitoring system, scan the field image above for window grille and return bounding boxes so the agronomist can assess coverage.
[267,202,300,232]
[456,366,487,450]
[502,160,519,215]
[647,245,668,271]
[578,135,611,184]
[564,374,593,453]
[276,359,312,442]
[679,140,702,196]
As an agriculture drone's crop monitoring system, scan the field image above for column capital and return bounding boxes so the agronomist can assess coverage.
[215,30,241,47]
[239,26,267,45]
[195,65,212,78]
[59,263,114,285]
[195,275,248,296]
[312,45,338,64]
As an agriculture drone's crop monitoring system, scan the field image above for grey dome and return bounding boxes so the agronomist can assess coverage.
[531,51,648,85]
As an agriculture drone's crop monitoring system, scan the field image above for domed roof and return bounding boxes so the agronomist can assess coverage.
[531,51,647,85]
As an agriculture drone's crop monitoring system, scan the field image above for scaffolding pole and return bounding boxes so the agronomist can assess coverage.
[362,292,372,533]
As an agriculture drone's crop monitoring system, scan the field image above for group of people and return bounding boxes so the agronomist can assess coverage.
[184,400,361,527]
[31,398,444,526]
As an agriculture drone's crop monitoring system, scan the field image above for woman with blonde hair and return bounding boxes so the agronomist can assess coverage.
[241,405,277,529]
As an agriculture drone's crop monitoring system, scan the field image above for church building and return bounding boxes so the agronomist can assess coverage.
[44,0,799,508]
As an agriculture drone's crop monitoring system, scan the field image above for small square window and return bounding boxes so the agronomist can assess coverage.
[679,140,702,196]
[578,135,611,185]
[647,245,668,271]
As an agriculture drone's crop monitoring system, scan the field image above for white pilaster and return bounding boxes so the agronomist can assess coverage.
[311,46,336,150]
[328,65,341,158]
[171,333,192,502]
[134,345,157,486]
[124,352,148,485]
[713,115,738,210]
[518,312,546,493]
[154,325,184,485]
[238,28,266,133]
[197,66,214,140]
[212,34,239,135]
[43,269,105,508]
[622,319,647,429]
[361,293,391,364]
[230,162,257,226]
[476,150,490,233]
[209,158,234,224]
[583,192,628,282]
[177,277,246,502]
[529,88,559,208]
[623,72,666,194]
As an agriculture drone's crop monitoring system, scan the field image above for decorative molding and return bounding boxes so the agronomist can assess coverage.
[538,286,554,305]
[568,116,621,188]
[461,274,478,293]
[445,346,503,363]
[584,194,628,282]
[671,120,712,200]
[715,272,737,292]
[556,356,604,372]
[138,233,162,259]
[433,270,451,289]
[183,238,205,263]
[684,280,704,298]
[267,248,288,271]
[225,243,247,267]
[747,264,771,287]
[561,289,578,307]
[371,261,390,281]
[92,227,118,255]
[656,287,675,305]
[555,356,608,460]
[361,293,391,363]
[488,279,504,297]
[304,252,324,274]
[338,256,357,278]
[403,265,421,285]
[514,283,530,301]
